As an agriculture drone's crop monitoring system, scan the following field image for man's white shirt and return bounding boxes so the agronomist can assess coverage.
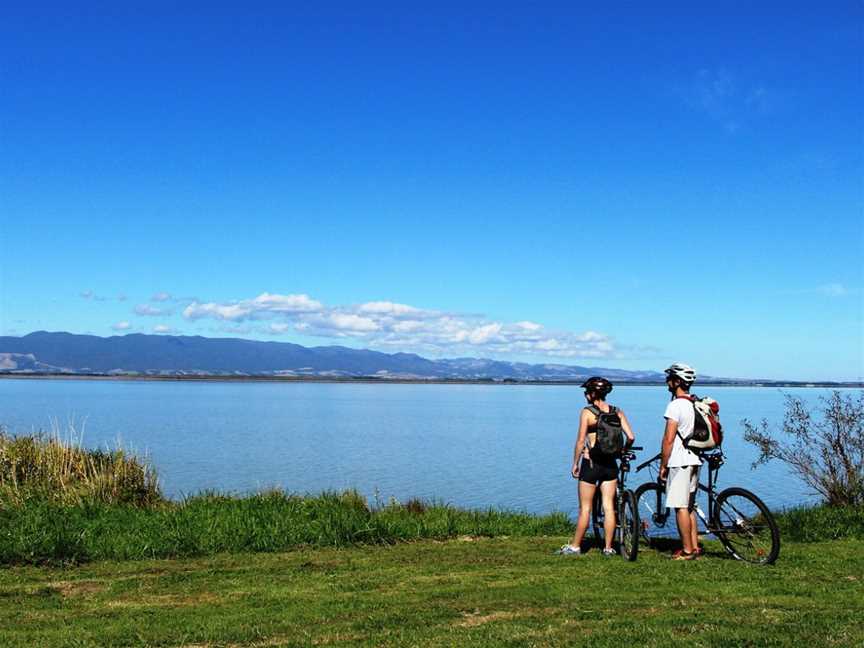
[664,398,702,467]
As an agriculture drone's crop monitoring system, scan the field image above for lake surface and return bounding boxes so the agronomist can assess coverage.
[1,379,852,515]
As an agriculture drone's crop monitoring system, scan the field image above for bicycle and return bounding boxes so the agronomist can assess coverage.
[590,445,642,561]
[634,450,780,565]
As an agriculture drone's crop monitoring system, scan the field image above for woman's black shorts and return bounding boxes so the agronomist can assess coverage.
[579,456,618,485]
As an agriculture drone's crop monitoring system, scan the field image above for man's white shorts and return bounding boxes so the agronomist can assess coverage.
[665,465,700,509]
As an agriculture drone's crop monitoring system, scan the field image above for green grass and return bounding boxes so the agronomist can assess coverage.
[775,504,864,542]
[2,431,861,644]
[0,536,861,647]
[0,491,572,565]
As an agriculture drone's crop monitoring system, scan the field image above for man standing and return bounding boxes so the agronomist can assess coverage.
[659,363,702,560]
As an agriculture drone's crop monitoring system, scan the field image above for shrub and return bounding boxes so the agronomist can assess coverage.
[742,390,864,506]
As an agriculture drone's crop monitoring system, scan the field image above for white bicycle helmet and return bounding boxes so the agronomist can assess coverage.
[664,362,696,384]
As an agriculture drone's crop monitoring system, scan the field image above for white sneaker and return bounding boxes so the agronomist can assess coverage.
[602,548,617,557]
[555,544,582,556]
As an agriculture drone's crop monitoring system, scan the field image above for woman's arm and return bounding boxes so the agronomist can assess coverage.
[618,410,636,446]
[571,409,590,478]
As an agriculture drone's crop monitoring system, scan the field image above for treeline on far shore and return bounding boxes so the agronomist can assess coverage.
[0,430,862,565]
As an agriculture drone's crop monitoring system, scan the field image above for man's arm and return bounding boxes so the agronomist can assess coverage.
[659,417,677,480]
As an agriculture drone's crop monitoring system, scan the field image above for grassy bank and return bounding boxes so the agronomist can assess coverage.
[3,431,863,566]
[1,537,862,647]
[774,504,864,542]
[0,491,572,565]
[2,433,863,645]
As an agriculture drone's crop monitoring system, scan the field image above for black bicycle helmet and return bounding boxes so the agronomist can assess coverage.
[580,376,613,396]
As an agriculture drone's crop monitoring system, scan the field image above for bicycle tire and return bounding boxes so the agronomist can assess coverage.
[713,487,780,565]
[634,482,677,547]
[620,489,639,561]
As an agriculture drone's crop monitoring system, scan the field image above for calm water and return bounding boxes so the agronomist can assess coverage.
[1,379,851,514]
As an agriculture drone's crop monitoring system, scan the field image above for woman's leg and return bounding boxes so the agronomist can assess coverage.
[569,480,596,549]
[600,479,618,550]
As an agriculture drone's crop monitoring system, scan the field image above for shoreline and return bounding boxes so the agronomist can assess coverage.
[0,373,859,388]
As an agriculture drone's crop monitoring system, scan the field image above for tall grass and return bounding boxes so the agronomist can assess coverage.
[0,426,162,507]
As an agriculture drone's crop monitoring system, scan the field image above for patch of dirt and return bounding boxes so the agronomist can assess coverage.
[178,637,307,648]
[311,633,367,645]
[48,580,107,598]
[455,610,518,627]
[107,591,222,609]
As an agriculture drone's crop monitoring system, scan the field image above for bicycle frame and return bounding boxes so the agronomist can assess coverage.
[636,450,726,534]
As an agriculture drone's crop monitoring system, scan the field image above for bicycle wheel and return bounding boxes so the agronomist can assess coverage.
[634,482,677,547]
[620,489,639,561]
[713,487,780,565]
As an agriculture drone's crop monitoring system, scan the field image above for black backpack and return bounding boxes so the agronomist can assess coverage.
[587,405,625,458]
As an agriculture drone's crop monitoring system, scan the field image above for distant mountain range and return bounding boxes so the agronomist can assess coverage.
[0,331,678,382]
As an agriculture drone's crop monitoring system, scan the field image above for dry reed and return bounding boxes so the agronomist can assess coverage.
[0,422,162,507]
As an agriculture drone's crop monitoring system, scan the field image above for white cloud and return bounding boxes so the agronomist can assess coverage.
[357,301,431,318]
[184,293,322,322]
[515,321,542,332]
[80,290,108,302]
[135,304,173,317]
[817,283,848,298]
[681,68,774,133]
[153,325,176,334]
[783,283,853,298]
[181,292,617,359]
[467,323,502,345]
[251,292,323,313]
[151,292,172,302]
[184,302,252,321]
[112,321,132,331]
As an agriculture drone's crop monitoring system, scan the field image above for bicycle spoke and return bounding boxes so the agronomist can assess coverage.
[714,492,777,563]
[635,485,677,542]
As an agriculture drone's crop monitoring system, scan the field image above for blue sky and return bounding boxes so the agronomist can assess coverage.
[1,3,862,381]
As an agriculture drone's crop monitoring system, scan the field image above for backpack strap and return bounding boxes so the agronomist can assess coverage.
[674,397,699,448]
[583,406,602,458]
[586,404,616,416]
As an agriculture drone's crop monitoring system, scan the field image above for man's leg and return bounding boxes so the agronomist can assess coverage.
[667,466,696,554]
[689,467,701,550]
[675,507,695,554]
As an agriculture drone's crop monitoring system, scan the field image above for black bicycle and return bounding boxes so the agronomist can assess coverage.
[634,450,780,565]
[591,446,642,561]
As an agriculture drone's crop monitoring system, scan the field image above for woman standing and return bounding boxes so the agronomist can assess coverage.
[557,377,635,556]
